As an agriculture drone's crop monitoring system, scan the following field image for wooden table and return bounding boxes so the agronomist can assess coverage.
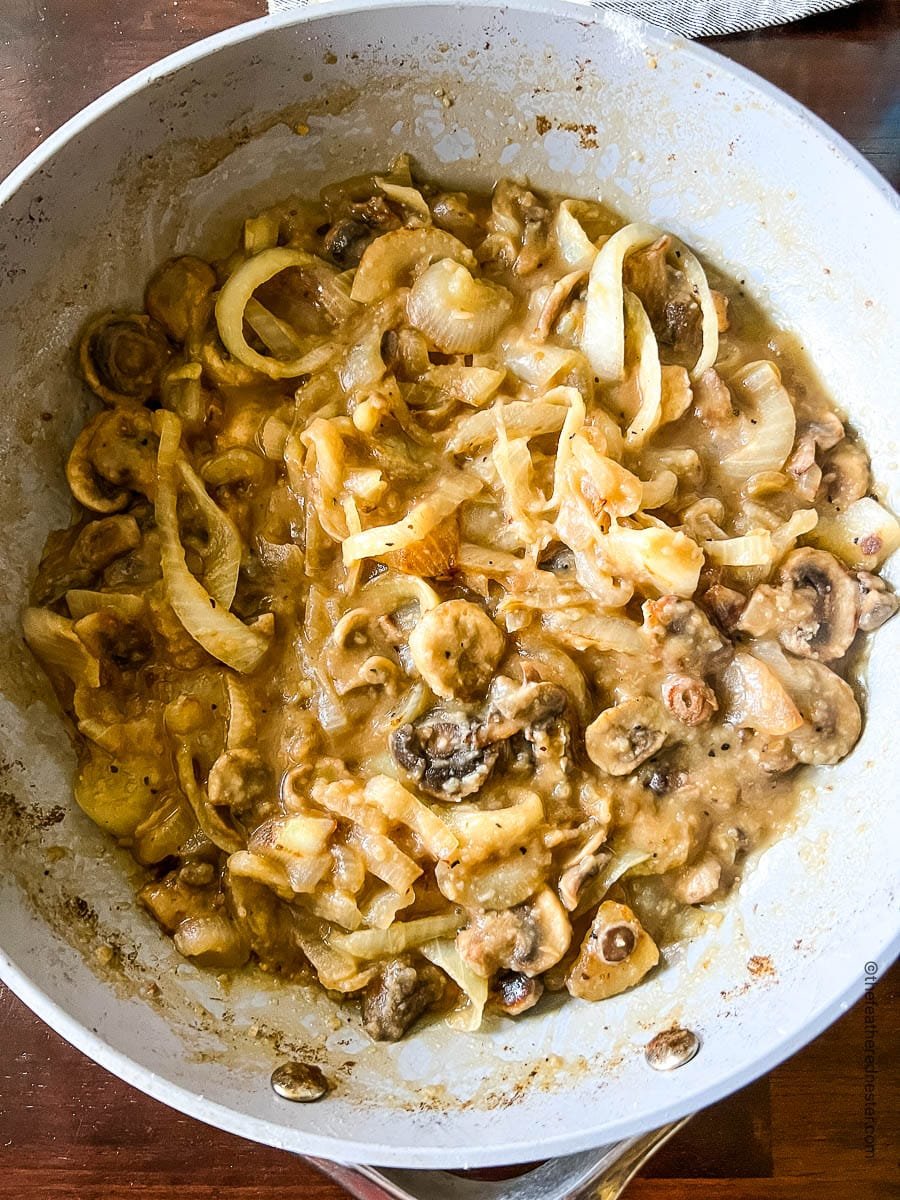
[1,2,898,1196]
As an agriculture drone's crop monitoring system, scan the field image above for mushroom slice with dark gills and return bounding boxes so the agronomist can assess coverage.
[855,571,900,632]
[738,548,859,663]
[361,955,447,1041]
[643,596,731,677]
[585,697,668,776]
[566,900,659,1001]
[456,888,571,978]
[390,710,502,800]
[78,311,171,406]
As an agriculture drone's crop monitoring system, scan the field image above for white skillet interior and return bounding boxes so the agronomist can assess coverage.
[0,0,897,1169]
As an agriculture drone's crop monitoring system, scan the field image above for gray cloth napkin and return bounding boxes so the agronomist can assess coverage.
[267,0,858,37]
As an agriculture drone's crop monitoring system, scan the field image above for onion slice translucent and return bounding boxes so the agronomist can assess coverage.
[623,290,663,449]
[155,410,272,673]
[351,227,477,303]
[215,247,329,379]
[407,259,513,354]
[582,221,661,381]
[720,360,796,482]
[420,938,489,1032]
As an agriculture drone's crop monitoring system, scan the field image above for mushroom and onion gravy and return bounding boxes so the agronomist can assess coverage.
[25,158,899,1040]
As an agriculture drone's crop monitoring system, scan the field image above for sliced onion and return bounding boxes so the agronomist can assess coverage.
[810,496,900,570]
[330,911,463,959]
[703,531,773,567]
[215,247,332,378]
[425,364,505,407]
[364,775,459,860]
[420,938,489,1032]
[375,176,432,224]
[553,199,599,271]
[449,398,570,453]
[605,520,705,597]
[360,885,416,930]
[640,469,678,510]
[351,227,476,303]
[624,290,663,449]
[582,221,661,381]
[720,360,796,482]
[505,339,592,393]
[669,237,719,379]
[23,607,101,688]
[720,651,804,735]
[408,259,513,354]
[174,743,245,854]
[65,590,145,621]
[439,791,543,864]
[175,456,242,608]
[155,411,272,673]
[342,472,481,565]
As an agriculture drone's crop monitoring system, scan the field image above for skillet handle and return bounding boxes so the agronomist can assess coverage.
[308,1117,690,1200]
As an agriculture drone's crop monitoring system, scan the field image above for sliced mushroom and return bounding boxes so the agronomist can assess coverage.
[66,406,158,513]
[643,596,731,676]
[78,311,171,406]
[361,955,446,1041]
[820,440,870,507]
[456,888,571,978]
[558,845,610,912]
[855,571,900,632]
[701,583,746,633]
[145,256,216,345]
[786,412,843,500]
[585,697,667,776]
[431,192,484,245]
[774,548,859,662]
[408,600,505,700]
[752,642,862,766]
[323,218,372,267]
[72,514,141,571]
[671,853,722,905]
[487,677,569,741]
[390,710,501,799]
[661,674,718,726]
[326,609,402,695]
[208,748,277,827]
[693,367,733,426]
[566,901,659,1001]
[493,971,544,1015]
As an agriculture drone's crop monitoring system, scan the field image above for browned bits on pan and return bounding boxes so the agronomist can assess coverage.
[644,1027,700,1072]
[270,1060,331,1102]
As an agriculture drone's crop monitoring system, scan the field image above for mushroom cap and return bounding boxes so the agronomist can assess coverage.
[585,697,667,776]
[776,547,858,662]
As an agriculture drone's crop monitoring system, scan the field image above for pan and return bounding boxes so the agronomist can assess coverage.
[0,3,897,1196]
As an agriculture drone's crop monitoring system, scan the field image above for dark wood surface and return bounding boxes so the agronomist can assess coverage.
[1,1,898,1196]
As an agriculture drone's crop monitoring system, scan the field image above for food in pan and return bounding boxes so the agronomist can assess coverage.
[25,156,899,1040]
